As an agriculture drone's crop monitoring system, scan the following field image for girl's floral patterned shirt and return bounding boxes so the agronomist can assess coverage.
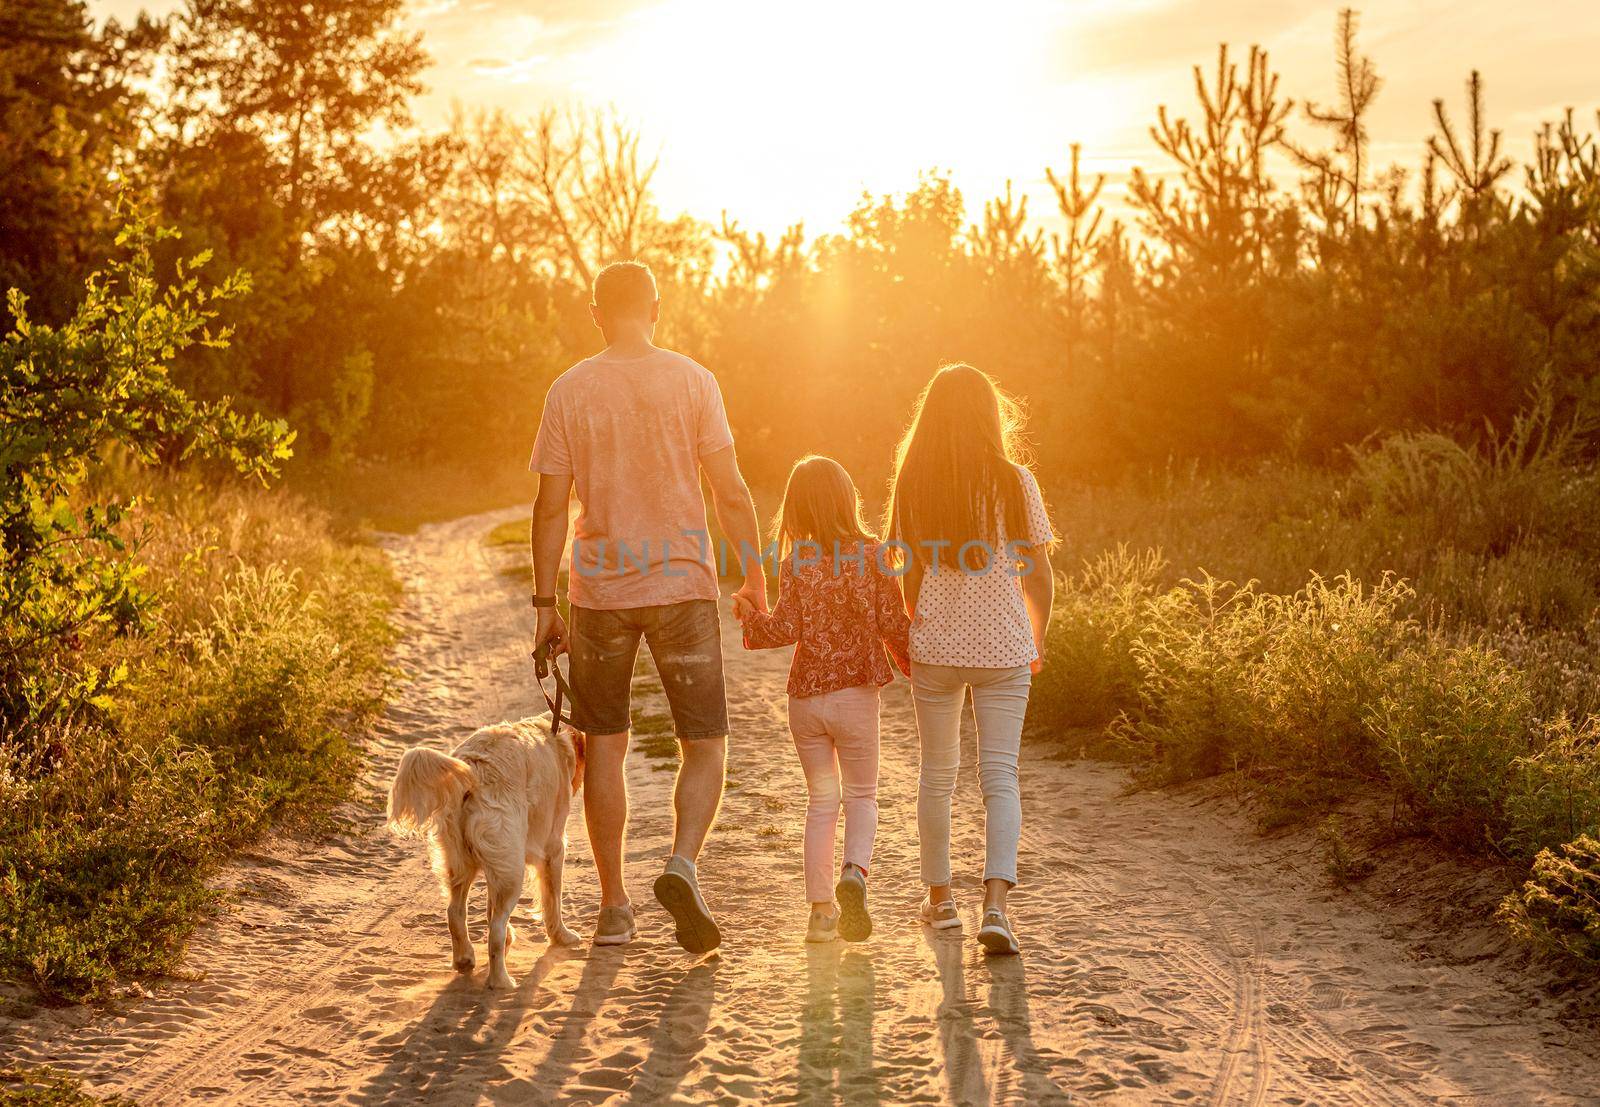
[741,541,913,697]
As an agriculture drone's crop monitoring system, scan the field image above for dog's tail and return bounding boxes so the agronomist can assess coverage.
[387,746,476,838]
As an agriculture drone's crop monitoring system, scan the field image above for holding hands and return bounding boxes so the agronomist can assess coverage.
[731,574,767,624]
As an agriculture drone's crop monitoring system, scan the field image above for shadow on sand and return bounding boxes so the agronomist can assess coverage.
[620,957,720,1104]
[797,943,880,1105]
[356,937,721,1104]
[985,953,1071,1102]
[924,928,989,1105]
[353,943,579,1105]
[922,926,1069,1104]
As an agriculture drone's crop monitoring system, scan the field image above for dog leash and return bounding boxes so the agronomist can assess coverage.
[531,639,578,730]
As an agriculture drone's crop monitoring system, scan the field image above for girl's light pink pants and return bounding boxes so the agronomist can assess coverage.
[787,685,881,903]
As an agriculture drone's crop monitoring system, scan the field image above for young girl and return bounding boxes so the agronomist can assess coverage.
[887,364,1054,955]
[735,455,911,943]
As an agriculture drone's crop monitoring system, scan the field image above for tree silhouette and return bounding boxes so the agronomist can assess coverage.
[1429,70,1514,209]
[1288,8,1382,227]
[1047,144,1106,378]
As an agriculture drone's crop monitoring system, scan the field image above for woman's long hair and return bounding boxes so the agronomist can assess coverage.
[774,454,875,562]
[885,364,1031,573]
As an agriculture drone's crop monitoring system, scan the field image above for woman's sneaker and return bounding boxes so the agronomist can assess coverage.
[806,904,840,943]
[920,894,962,930]
[978,907,1020,955]
[835,865,872,942]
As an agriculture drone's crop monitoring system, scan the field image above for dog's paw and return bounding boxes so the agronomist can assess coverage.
[486,968,517,990]
[549,925,583,948]
[452,952,476,973]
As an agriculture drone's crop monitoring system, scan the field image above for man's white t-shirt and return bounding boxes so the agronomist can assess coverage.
[529,347,734,610]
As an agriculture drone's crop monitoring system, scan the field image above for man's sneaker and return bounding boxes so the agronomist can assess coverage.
[920,894,962,931]
[835,865,872,942]
[593,904,636,946]
[806,904,839,943]
[653,856,722,954]
[978,907,1020,955]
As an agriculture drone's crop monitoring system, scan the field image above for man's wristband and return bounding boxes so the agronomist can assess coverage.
[531,594,559,609]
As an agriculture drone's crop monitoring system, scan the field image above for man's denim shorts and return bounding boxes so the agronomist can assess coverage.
[568,599,728,739]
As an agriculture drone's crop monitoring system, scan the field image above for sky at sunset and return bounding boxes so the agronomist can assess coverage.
[92,0,1600,235]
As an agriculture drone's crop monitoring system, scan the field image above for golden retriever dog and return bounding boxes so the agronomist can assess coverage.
[387,717,586,989]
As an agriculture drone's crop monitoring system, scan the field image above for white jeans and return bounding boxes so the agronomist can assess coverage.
[911,662,1032,887]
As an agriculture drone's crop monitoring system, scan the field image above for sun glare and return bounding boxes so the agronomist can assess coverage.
[571,0,1121,230]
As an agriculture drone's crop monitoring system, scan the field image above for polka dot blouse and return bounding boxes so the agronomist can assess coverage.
[908,465,1054,669]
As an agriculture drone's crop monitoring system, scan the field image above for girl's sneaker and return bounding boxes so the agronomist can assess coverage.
[835,865,872,942]
[978,907,1020,955]
[806,905,840,943]
[920,894,962,930]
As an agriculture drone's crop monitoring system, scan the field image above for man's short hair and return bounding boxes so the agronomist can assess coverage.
[592,261,657,319]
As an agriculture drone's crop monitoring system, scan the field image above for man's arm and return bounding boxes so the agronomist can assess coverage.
[699,444,768,614]
[531,472,574,653]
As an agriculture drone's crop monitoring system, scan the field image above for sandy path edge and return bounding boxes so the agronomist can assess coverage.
[2,508,1597,1105]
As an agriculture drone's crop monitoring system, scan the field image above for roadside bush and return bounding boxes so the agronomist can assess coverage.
[1319,815,1376,886]
[0,484,395,1001]
[0,728,224,998]
[1371,641,1534,848]
[0,212,289,742]
[1032,546,1163,731]
[1488,620,1600,723]
[0,1064,137,1106]
[160,549,395,812]
[1499,835,1600,968]
[1246,574,1416,780]
[1121,574,1272,780]
[1500,716,1600,862]
[1414,544,1599,632]
[0,216,398,1002]
[1347,387,1593,558]
[1117,573,1415,790]
[1043,546,1598,867]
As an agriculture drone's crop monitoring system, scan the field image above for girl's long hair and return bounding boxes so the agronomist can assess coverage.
[886,363,1031,572]
[774,455,875,561]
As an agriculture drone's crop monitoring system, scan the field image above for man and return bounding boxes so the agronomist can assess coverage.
[529,260,767,953]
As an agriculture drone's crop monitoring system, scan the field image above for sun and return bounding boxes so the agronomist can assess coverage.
[568,0,1124,231]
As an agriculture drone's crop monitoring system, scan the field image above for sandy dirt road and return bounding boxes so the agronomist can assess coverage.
[4,509,1597,1104]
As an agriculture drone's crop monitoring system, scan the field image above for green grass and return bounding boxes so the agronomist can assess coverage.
[1318,816,1377,887]
[485,517,531,547]
[484,519,575,591]
[0,479,397,1001]
[0,1066,136,1106]
[632,712,678,762]
[289,458,532,534]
